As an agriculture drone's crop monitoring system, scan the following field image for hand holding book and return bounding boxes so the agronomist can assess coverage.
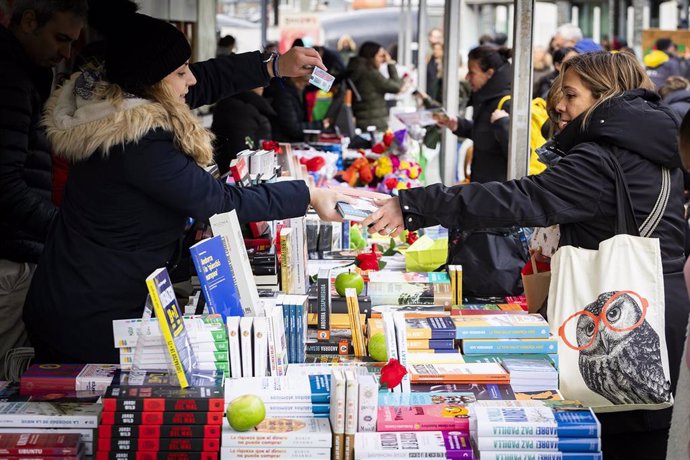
[360,196,404,238]
[309,187,355,222]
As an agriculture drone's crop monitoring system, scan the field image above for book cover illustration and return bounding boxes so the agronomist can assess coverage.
[377,404,471,432]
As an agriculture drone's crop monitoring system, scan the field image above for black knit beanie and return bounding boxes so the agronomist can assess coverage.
[88,0,191,96]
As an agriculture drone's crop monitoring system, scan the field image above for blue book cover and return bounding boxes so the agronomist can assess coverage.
[296,299,304,363]
[405,317,455,340]
[462,338,558,354]
[189,236,242,321]
[453,314,550,340]
[342,221,350,249]
[407,338,455,350]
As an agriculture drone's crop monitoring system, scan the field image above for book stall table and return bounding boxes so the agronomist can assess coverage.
[3,135,604,460]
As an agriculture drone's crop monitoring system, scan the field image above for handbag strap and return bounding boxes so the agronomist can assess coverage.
[608,148,671,238]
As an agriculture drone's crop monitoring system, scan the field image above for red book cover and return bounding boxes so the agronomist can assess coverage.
[98,424,221,440]
[102,387,224,413]
[97,437,220,452]
[229,157,250,187]
[95,452,217,460]
[376,404,471,432]
[248,220,269,238]
[19,364,84,395]
[0,433,81,455]
[99,411,223,426]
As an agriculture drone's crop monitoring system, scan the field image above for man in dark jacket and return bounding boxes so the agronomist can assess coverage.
[0,0,86,373]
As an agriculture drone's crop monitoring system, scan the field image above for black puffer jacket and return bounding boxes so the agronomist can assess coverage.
[0,25,57,263]
[400,89,689,434]
[453,63,512,183]
[211,90,276,174]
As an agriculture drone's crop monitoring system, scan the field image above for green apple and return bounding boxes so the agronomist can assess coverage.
[368,332,388,362]
[350,224,367,250]
[335,271,364,297]
[226,394,266,432]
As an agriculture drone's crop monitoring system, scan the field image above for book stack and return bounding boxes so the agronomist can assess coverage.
[224,375,331,420]
[279,294,309,364]
[451,303,527,316]
[501,358,559,392]
[376,404,471,432]
[368,316,458,354]
[367,272,452,306]
[0,400,101,456]
[473,406,602,460]
[354,432,473,459]
[112,314,230,376]
[279,216,309,295]
[221,417,332,459]
[236,148,277,182]
[96,385,224,459]
[20,363,119,396]
[0,433,85,460]
[248,247,278,290]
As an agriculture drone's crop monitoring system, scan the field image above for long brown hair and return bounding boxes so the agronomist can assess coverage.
[560,51,655,128]
[143,82,215,166]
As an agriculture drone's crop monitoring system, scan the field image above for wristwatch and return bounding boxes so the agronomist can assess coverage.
[261,51,277,64]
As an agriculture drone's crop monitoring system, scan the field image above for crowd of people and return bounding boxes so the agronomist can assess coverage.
[1,2,690,459]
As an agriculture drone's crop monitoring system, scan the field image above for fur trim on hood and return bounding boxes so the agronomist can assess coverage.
[43,72,175,162]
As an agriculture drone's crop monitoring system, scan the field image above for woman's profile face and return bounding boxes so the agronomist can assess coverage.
[465,59,493,92]
[374,47,387,67]
[555,69,597,131]
[162,61,197,102]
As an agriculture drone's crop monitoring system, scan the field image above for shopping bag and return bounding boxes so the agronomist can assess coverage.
[521,255,551,314]
[547,150,673,412]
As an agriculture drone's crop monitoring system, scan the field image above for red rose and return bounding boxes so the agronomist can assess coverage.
[379,358,408,390]
[305,156,326,172]
[383,131,394,147]
[406,231,419,245]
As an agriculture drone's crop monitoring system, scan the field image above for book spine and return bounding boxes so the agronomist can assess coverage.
[455,326,551,340]
[381,312,400,393]
[343,371,358,460]
[265,306,278,376]
[273,298,288,375]
[99,411,223,426]
[356,374,378,432]
[253,317,269,377]
[98,424,221,439]
[145,271,190,388]
[279,229,291,293]
[220,447,331,459]
[95,452,218,460]
[0,413,98,428]
[221,432,332,448]
[392,313,411,392]
[317,269,332,341]
[330,370,346,460]
[227,316,243,378]
[240,317,254,378]
[298,297,307,363]
[0,428,95,443]
[478,453,602,460]
[101,397,225,413]
[306,341,348,355]
[476,436,601,452]
[263,402,330,414]
[97,437,220,452]
[462,339,558,354]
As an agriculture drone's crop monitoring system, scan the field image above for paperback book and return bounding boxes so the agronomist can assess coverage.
[376,404,470,432]
[354,431,473,459]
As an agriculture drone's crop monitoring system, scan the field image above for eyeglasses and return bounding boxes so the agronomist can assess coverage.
[558,290,648,351]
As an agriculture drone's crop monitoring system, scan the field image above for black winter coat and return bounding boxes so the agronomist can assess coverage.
[0,25,57,263]
[400,89,689,434]
[263,79,322,142]
[347,57,402,131]
[211,90,276,174]
[24,52,311,363]
[453,63,512,183]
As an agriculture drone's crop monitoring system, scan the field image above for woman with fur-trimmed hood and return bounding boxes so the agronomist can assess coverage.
[24,1,346,363]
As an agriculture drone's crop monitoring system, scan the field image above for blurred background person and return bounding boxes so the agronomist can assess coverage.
[347,41,403,131]
[217,34,236,57]
[535,46,578,99]
[336,34,356,66]
[552,23,582,50]
[645,38,682,89]
[532,45,552,97]
[660,76,690,119]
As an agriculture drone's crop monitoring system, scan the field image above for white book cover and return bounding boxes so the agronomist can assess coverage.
[356,374,378,433]
[119,350,226,364]
[221,417,332,447]
[75,364,119,393]
[272,301,289,376]
[220,446,331,459]
[209,210,263,317]
[112,317,226,347]
[224,375,331,404]
[264,304,278,376]
[381,312,400,393]
[227,316,242,378]
[344,370,359,460]
[406,352,465,365]
[253,316,269,377]
[392,312,412,392]
[240,317,254,378]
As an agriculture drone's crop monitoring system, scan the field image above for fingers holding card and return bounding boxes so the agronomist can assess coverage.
[309,67,335,92]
